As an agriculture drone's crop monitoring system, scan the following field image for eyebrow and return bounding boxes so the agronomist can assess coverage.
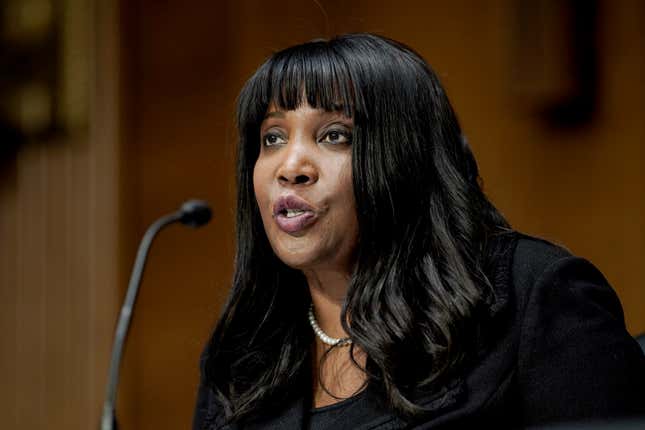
[264,111,285,119]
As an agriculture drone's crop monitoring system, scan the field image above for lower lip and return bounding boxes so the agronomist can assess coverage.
[274,211,317,234]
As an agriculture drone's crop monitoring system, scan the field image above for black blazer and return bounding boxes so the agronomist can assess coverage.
[193,232,645,429]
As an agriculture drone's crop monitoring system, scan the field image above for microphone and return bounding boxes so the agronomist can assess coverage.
[101,200,212,430]
[179,199,212,227]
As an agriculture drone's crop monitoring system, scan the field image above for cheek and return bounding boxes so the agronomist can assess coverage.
[252,160,271,216]
[337,156,355,205]
[333,156,358,226]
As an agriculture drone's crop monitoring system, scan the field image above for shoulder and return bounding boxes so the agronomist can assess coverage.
[483,231,584,318]
[507,232,627,349]
[509,232,602,291]
[503,232,645,423]
[509,232,624,323]
[511,233,573,283]
[501,232,619,313]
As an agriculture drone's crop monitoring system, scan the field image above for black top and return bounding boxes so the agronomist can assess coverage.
[307,391,370,430]
[193,232,645,429]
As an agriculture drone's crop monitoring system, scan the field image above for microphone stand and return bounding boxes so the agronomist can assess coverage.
[101,200,212,430]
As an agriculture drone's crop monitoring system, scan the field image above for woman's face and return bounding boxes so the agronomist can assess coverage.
[253,102,358,274]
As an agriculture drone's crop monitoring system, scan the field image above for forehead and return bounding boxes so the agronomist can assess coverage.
[261,103,353,127]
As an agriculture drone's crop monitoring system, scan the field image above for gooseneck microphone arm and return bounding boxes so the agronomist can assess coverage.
[101,200,212,430]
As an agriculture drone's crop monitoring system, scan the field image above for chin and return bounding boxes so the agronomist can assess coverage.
[272,244,321,270]
[266,226,352,273]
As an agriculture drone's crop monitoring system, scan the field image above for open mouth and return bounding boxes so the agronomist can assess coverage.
[282,208,307,218]
[273,195,318,234]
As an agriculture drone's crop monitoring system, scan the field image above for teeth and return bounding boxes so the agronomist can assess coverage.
[285,209,305,218]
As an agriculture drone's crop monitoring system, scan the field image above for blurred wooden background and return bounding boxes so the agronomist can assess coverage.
[0,0,643,428]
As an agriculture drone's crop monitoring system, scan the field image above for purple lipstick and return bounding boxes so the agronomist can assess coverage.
[273,195,318,234]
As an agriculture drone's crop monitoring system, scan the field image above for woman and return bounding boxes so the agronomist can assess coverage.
[194,34,645,429]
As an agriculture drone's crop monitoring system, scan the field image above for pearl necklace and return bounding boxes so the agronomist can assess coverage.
[308,304,352,346]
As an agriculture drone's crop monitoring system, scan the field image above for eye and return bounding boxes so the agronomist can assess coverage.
[320,128,352,145]
[262,132,286,147]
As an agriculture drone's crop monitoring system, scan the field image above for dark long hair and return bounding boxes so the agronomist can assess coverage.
[203,33,509,424]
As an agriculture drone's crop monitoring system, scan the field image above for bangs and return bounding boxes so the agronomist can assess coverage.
[240,40,360,126]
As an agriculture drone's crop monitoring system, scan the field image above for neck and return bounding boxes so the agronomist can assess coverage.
[303,268,368,408]
[303,267,350,340]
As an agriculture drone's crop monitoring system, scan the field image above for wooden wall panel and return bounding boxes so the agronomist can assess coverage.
[0,167,19,427]
[0,0,122,428]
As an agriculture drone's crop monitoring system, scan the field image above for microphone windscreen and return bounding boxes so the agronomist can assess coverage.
[179,199,212,227]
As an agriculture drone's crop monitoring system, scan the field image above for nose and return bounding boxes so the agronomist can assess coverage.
[276,141,319,186]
